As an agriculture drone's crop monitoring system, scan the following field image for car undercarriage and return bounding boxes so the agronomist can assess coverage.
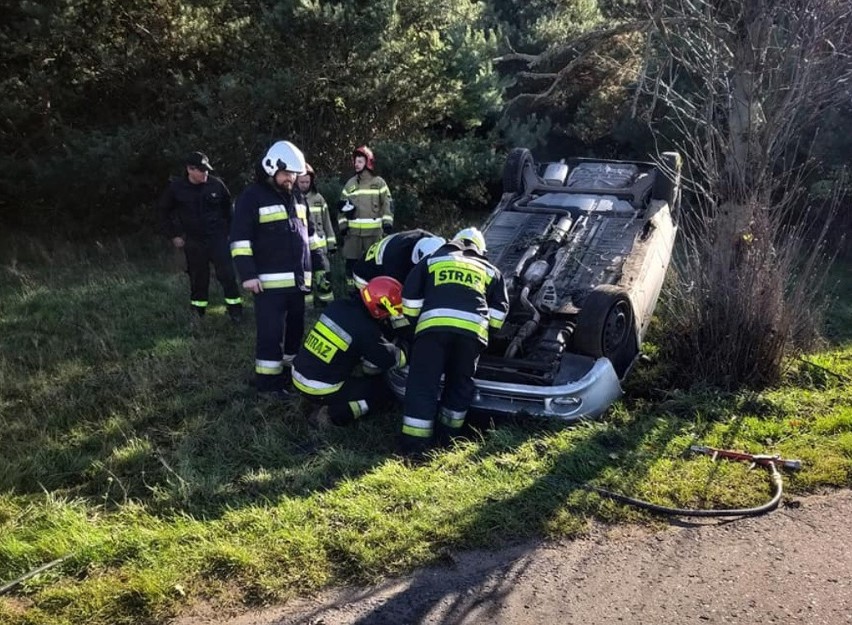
[390,149,682,419]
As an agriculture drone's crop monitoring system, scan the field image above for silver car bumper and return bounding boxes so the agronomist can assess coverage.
[387,357,622,421]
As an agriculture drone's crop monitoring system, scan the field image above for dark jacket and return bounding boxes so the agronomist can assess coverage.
[229,181,315,292]
[292,298,405,395]
[158,175,232,239]
[351,229,435,290]
[401,241,510,345]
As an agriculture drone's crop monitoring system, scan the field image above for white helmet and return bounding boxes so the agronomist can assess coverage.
[411,236,446,264]
[261,141,306,177]
[453,227,487,254]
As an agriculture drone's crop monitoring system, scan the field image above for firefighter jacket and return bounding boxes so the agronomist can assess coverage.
[229,182,316,292]
[158,174,232,240]
[402,241,509,345]
[306,190,336,253]
[352,229,434,290]
[337,170,393,238]
[292,298,406,396]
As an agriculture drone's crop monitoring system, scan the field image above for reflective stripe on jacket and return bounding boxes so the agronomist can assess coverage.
[306,190,336,252]
[338,171,393,237]
[402,241,509,345]
[229,182,314,292]
[292,298,404,395]
[352,229,434,290]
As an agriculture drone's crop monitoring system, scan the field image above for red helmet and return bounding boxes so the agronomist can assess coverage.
[353,145,375,171]
[360,276,403,319]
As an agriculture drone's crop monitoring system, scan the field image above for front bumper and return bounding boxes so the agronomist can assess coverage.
[387,357,622,421]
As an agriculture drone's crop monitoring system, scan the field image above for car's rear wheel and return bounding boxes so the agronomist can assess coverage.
[503,148,534,194]
[572,285,635,362]
[651,151,682,211]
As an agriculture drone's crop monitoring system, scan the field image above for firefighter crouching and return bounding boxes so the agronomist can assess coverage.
[352,229,445,291]
[399,227,509,454]
[230,140,317,398]
[337,146,393,291]
[292,276,407,425]
[297,163,336,306]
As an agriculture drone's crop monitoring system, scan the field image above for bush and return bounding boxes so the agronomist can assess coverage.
[659,198,837,390]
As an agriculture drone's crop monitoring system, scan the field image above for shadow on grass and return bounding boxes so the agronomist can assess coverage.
[312,380,818,625]
[280,395,743,625]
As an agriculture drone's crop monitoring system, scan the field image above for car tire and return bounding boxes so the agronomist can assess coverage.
[503,148,534,194]
[651,151,682,211]
[572,285,635,361]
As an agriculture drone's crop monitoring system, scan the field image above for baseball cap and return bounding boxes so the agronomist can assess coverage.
[185,151,213,171]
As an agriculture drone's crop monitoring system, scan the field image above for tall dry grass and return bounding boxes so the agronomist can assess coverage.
[660,191,840,389]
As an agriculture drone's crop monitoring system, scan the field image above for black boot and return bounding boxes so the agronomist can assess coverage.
[228,305,243,324]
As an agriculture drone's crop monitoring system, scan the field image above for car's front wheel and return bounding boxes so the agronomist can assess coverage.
[572,285,636,370]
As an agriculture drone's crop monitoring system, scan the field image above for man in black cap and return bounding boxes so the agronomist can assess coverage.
[158,151,243,323]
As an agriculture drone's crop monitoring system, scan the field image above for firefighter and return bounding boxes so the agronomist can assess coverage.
[158,151,243,323]
[297,163,336,306]
[230,140,317,399]
[337,146,393,291]
[352,229,446,291]
[292,276,407,425]
[399,227,509,454]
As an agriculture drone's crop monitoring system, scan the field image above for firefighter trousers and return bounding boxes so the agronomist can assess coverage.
[342,232,381,290]
[401,332,482,448]
[254,289,306,392]
[184,235,242,315]
[300,374,393,426]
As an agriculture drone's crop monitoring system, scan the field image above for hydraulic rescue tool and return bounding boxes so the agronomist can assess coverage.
[593,445,803,518]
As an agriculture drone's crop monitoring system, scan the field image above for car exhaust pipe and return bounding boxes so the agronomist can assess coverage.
[505,285,540,358]
[505,218,573,358]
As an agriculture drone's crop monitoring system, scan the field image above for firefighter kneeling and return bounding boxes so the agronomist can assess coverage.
[292,276,407,425]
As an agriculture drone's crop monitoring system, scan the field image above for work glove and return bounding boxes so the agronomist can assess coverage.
[338,223,349,236]
[315,270,332,292]
[394,342,408,369]
[361,358,383,376]
[382,223,393,235]
[389,314,409,331]
[340,200,355,213]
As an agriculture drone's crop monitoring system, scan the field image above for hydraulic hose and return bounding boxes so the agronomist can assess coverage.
[592,462,783,517]
[592,457,789,518]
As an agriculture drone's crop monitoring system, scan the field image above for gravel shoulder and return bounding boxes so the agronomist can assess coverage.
[175,489,852,625]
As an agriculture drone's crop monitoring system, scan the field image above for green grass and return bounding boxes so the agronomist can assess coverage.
[1,240,850,625]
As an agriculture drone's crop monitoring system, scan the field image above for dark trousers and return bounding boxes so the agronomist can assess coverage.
[401,332,482,445]
[344,257,357,291]
[184,235,242,314]
[254,289,306,392]
[302,374,393,425]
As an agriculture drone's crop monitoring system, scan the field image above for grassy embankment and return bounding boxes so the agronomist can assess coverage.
[1,238,850,625]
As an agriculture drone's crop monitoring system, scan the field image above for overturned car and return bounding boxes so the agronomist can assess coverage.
[389,149,682,420]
